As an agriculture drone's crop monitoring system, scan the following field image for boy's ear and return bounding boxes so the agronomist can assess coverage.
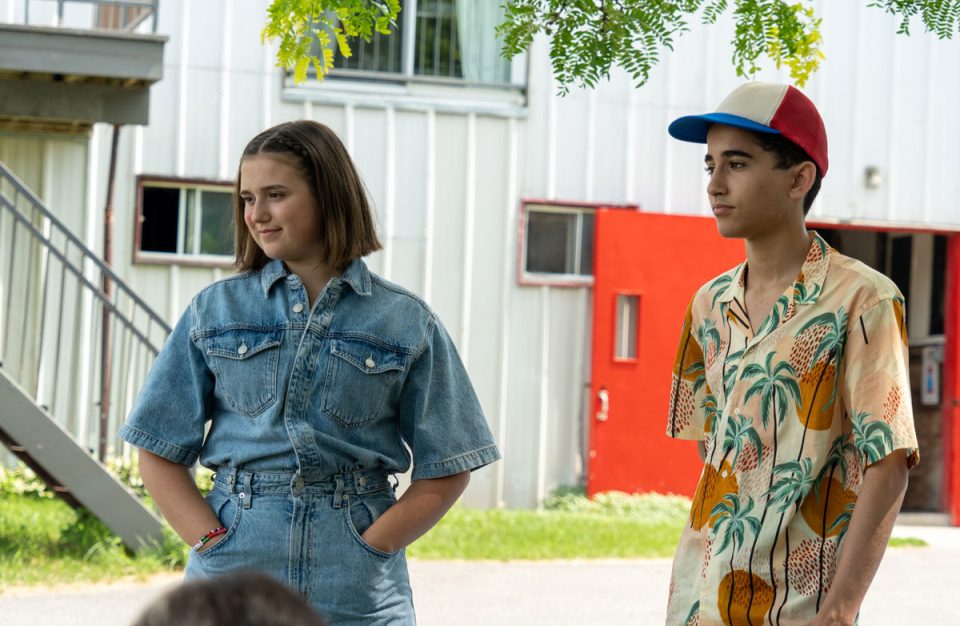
[789,161,817,200]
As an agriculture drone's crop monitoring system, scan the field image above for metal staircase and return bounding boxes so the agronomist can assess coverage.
[0,160,169,551]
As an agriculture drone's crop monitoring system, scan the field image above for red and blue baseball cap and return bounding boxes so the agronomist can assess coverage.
[668,82,828,177]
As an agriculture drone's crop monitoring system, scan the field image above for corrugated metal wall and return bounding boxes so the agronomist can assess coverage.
[3,0,959,507]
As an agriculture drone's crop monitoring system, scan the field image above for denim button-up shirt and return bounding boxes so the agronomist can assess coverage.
[119,258,500,480]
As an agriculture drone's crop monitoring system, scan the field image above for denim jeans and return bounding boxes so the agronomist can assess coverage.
[185,467,415,625]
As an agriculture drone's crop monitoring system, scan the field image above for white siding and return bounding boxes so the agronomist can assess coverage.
[4,0,960,506]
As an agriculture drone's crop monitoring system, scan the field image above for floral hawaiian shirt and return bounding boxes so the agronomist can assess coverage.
[665,232,919,626]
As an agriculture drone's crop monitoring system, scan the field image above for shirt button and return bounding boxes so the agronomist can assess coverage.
[721,470,729,478]
[237,343,248,355]
[293,303,304,313]
[294,479,305,491]
[735,408,742,415]
[365,357,376,368]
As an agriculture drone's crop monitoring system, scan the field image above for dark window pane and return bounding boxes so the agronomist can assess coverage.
[930,235,947,335]
[890,237,912,305]
[580,213,595,275]
[200,191,235,256]
[527,212,575,274]
[141,186,180,253]
[415,0,460,77]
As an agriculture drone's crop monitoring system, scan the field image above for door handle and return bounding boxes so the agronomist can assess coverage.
[596,388,609,422]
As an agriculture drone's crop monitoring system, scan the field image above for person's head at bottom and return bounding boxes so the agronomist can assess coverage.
[132,570,328,626]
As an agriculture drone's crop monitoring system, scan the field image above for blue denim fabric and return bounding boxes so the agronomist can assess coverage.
[185,468,414,625]
[119,258,500,620]
[119,258,500,479]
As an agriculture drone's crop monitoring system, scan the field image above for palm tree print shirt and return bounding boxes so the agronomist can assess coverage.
[665,232,919,626]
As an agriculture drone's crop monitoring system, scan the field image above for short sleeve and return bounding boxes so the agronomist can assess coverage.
[118,303,213,466]
[398,315,501,481]
[841,296,920,469]
[666,297,708,440]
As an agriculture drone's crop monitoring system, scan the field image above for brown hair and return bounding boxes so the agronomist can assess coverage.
[234,120,382,272]
[132,570,328,626]
[750,130,822,216]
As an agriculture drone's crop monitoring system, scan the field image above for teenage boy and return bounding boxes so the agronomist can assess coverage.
[664,82,919,626]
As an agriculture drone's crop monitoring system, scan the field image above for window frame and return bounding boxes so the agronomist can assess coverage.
[516,199,638,288]
[282,0,528,115]
[133,175,236,268]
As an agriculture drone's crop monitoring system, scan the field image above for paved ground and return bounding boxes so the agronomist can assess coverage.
[1,524,957,625]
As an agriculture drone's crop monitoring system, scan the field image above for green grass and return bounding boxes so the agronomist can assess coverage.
[0,494,186,587]
[408,507,684,559]
[0,480,930,588]
[888,536,927,548]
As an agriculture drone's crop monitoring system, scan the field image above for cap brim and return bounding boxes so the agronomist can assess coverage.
[668,112,781,143]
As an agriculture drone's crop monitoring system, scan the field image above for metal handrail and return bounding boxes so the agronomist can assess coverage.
[23,0,159,33]
[0,160,171,462]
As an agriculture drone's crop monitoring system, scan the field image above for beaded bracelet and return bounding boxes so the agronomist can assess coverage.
[192,527,227,551]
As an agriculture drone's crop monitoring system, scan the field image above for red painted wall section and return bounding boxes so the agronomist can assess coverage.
[944,236,960,525]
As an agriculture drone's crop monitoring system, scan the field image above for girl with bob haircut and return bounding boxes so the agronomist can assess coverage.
[120,120,501,625]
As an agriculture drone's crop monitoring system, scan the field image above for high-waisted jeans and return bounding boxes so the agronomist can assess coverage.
[184,467,415,625]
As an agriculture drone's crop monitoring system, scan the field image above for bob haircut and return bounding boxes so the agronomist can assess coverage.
[234,120,382,272]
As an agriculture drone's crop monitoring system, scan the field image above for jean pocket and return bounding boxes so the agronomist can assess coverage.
[194,488,242,558]
[321,338,409,428]
[344,490,400,559]
[205,328,283,416]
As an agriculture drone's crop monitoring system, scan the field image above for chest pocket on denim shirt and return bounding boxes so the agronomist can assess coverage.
[205,329,283,416]
[322,338,409,428]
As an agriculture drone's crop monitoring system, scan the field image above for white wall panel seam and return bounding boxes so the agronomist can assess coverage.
[625,88,637,202]
[344,104,355,154]
[884,32,901,220]
[383,106,396,279]
[218,0,233,180]
[922,36,936,224]
[536,284,551,507]
[35,141,55,408]
[176,3,190,177]
[546,75,557,199]
[422,110,436,302]
[495,117,518,509]
[662,50,674,214]
[303,99,314,122]
[262,42,273,128]
[77,125,103,454]
[584,91,596,202]
[460,113,476,359]
[133,126,144,176]
[849,4,865,220]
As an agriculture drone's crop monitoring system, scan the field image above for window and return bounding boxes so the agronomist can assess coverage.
[328,0,512,84]
[135,177,234,265]
[520,203,595,286]
[615,294,639,361]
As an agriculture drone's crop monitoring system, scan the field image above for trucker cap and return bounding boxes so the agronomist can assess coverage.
[668,82,828,177]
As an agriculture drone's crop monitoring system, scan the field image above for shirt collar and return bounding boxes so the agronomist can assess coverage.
[259,257,373,297]
[714,231,832,305]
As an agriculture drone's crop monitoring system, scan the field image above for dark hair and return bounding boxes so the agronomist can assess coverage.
[750,131,822,215]
[234,120,382,272]
[132,570,328,626]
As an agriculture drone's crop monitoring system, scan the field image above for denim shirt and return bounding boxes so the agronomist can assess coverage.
[119,258,500,480]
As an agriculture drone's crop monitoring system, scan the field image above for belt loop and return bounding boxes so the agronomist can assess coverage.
[240,471,253,509]
[222,467,237,492]
[333,475,345,509]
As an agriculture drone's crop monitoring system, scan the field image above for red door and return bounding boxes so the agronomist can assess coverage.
[945,235,960,525]
[588,209,744,497]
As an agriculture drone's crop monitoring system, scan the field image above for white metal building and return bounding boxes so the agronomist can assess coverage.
[1,0,957,517]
